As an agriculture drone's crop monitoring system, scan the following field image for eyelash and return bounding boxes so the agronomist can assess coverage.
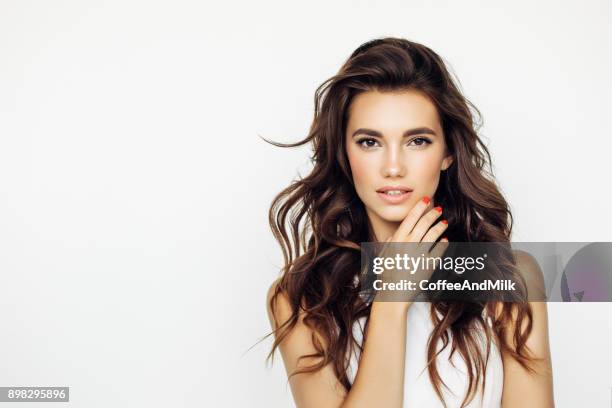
[356,137,432,149]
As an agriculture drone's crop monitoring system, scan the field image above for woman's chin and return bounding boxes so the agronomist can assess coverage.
[377,208,410,223]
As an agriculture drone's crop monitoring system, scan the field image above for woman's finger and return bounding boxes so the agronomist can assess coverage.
[393,196,432,241]
[421,218,449,243]
[411,206,444,242]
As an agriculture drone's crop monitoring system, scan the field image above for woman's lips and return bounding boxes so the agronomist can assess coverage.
[376,190,413,204]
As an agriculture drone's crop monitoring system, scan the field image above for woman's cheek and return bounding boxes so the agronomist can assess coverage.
[411,152,443,187]
[349,152,376,191]
[424,163,444,194]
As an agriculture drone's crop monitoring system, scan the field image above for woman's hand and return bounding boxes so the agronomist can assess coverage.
[373,195,449,311]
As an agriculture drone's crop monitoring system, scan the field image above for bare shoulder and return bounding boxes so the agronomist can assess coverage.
[491,249,547,320]
[267,275,331,351]
[513,249,547,300]
[266,277,293,330]
[513,249,545,284]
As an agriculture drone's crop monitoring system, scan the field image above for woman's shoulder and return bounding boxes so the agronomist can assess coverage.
[266,277,291,330]
[512,249,546,286]
[266,278,310,329]
[489,248,547,319]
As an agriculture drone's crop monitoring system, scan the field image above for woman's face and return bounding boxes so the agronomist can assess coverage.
[345,89,453,240]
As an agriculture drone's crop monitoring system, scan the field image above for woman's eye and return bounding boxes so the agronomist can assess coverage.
[357,138,379,149]
[356,137,431,149]
[408,137,432,147]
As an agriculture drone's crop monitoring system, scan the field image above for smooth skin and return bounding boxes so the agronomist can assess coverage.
[267,89,554,407]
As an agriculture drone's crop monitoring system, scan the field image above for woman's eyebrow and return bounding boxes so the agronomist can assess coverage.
[351,127,437,138]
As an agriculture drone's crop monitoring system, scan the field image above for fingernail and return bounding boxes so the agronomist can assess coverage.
[422,196,430,204]
[441,236,448,241]
[441,219,448,224]
[434,206,442,213]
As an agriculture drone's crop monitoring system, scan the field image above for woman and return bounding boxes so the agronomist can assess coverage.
[264,37,554,407]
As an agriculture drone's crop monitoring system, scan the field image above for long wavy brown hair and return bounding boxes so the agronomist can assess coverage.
[264,37,539,408]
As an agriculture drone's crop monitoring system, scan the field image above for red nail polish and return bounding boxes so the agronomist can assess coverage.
[422,196,430,204]
[434,206,442,213]
[441,219,448,224]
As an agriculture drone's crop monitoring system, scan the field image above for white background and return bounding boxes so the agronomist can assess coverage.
[1,0,611,407]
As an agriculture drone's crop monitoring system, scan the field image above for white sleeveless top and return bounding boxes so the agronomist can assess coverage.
[346,302,503,407]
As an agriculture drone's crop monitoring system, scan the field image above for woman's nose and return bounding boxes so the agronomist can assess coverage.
[381,147,406,177]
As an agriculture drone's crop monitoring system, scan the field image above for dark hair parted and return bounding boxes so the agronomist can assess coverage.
[263,37,540,408]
